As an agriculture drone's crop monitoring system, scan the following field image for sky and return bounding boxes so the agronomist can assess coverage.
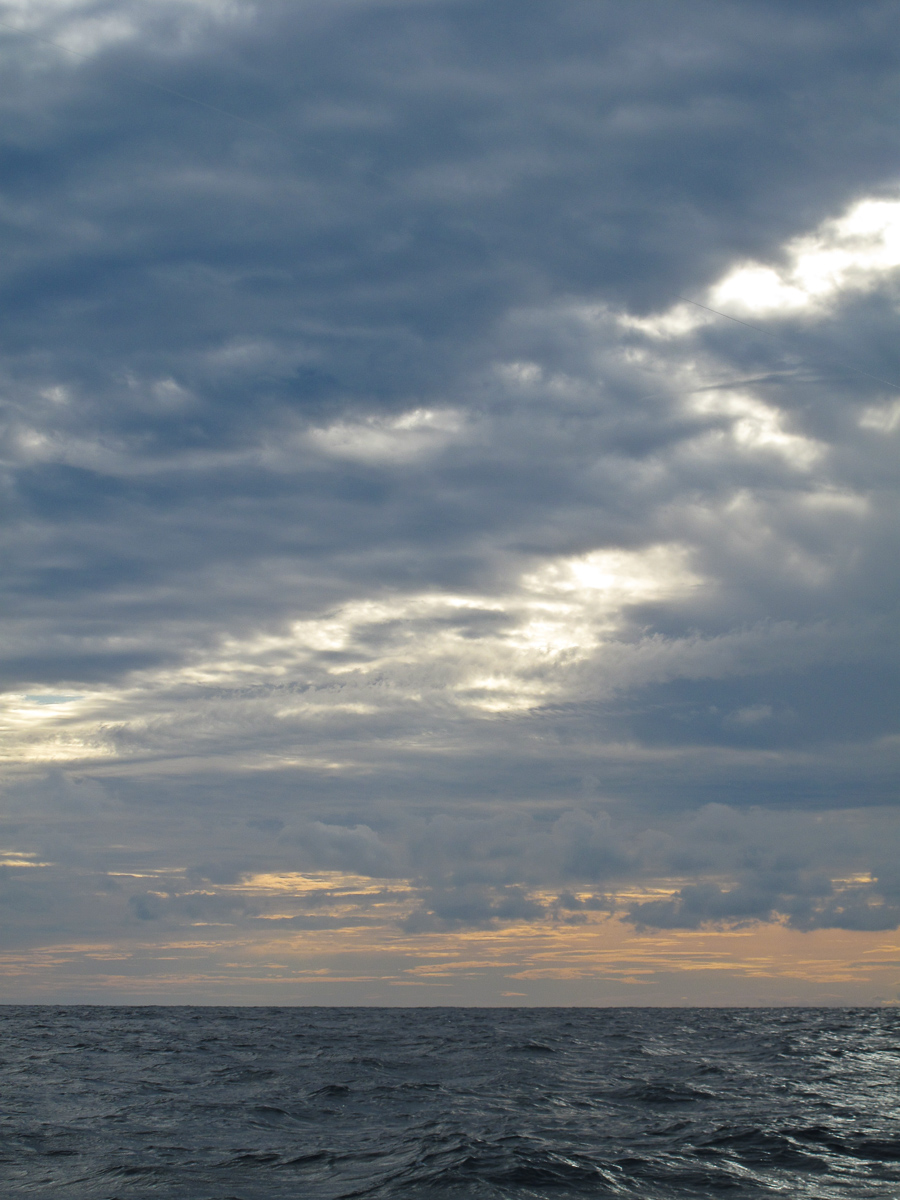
[2,0,900,1005]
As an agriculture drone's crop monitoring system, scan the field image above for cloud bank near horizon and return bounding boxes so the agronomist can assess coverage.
[2,0,900,1003]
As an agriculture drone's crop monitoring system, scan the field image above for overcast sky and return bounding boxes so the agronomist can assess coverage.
[2,0,900,1005]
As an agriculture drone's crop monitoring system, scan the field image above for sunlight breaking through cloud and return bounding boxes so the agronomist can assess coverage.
[2,0,900,1003]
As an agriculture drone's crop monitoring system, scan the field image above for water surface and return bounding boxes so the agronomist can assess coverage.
[2,1006,899,1198]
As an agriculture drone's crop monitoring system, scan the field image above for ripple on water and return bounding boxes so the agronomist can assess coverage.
[1,1006,899,1199]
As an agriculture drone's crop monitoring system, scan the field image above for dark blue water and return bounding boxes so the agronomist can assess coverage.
[2,1007,900,1199]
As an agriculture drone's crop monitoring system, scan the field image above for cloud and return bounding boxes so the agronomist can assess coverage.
[1,0,900,998]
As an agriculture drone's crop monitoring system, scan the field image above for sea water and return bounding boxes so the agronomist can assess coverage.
[2,1006,899,1198]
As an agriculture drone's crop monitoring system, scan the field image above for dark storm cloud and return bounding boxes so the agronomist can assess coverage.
[1,0,900,964]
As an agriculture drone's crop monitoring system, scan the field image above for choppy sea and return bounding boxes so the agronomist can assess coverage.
[2,1006,900,1199]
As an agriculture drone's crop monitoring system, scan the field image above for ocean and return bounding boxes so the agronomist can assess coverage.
[1,1006,899,1198]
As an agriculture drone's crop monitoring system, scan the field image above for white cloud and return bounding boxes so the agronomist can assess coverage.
[0,0,248,58]
[860,399,900,432]
[618,191,900,341]
[712,197,900,316]
[683,389,823,468]
[307,407,465,463]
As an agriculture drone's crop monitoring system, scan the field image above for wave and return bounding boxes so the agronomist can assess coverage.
[3,1006,900,1199]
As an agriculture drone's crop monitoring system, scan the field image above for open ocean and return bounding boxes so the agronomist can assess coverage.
[2,1006,900,1199]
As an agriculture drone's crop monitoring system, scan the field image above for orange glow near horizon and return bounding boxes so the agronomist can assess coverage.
[1,915,898,1007]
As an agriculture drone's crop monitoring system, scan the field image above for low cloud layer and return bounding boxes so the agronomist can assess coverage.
[2,0,900,1001]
